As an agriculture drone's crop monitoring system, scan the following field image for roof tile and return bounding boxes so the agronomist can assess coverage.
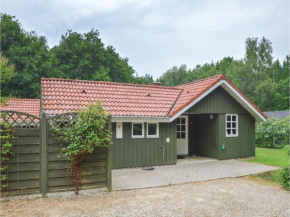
[0,99,40,117]
[41,78,182,117]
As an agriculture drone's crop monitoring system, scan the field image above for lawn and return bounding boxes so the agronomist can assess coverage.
[245,147,288,167]
[243,147,289,186]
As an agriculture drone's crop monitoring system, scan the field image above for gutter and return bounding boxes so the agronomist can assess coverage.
[111,116,171,123]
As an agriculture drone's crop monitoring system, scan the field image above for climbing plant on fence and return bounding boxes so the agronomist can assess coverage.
[0,112,15,195]
[52,101,112,194]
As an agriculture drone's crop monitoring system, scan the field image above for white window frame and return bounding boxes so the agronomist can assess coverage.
[146,122,159,138]
[132,122,144,138]
[226,114,238,137]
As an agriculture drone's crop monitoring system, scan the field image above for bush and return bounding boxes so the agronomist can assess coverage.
[283,145,290,155]
[281,167,290,190]
[255,116,290,148]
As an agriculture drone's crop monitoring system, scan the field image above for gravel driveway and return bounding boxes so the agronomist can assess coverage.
[1,178,289,217]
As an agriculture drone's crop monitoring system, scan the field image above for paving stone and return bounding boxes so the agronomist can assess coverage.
[112,159,278,190]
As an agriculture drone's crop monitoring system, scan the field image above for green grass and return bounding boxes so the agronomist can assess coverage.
[244,147,288,167]
[243,147,289,187]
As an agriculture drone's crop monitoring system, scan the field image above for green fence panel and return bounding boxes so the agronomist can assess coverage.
[0,111,111,198]
[0,111,41,197]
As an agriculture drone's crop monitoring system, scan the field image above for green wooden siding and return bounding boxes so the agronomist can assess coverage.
[218,114,255,159]
[185,86,249,114]
[112,121,177,169]
[186,86,255,159]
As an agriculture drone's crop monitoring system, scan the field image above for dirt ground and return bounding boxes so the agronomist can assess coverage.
[1,178,289,217]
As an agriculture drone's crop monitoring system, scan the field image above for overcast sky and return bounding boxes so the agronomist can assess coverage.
[2,0,289,79]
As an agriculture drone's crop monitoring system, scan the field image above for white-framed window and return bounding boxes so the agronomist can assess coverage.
[177,116,187,139]
[226,114,238,137]
[147,123,159,138]
[132,123,144,138]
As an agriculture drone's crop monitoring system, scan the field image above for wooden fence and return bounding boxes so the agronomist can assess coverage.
[0,111,112,198]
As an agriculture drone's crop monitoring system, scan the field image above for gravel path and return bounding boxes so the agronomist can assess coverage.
[1,178,289,217]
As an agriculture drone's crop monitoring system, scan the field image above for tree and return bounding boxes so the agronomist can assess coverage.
[104,46,135,83]
[0,54,15,84]
[1,14,59,98]
[51,30,107,80]
[159,64,189,86]
[133,73,154,85]
[51,30,135,83]
[0,54,16,104]
[272,56,290,110]
[252,78,276,111]
[0,14,26,56]
[245,37,273,80]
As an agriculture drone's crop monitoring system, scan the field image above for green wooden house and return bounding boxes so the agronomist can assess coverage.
[41,74,267,169]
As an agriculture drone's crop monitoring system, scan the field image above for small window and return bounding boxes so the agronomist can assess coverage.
[177,117,186,139]
[226,114,238,137]
[132,123,144,138]
[147,123,159,138]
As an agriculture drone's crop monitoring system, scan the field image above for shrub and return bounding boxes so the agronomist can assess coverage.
[0,112,15,196]
[283,145,290,155]
[280,167,290,190]
[255,116,290,148]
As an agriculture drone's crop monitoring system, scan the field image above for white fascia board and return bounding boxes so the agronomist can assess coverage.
[220,81,266,122]
[169,80,266,123]
[111,116,170,123]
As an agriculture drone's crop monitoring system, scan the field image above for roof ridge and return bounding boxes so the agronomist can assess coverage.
[41,77,181,90]
[175,74,224,88]
[8,98,40,101]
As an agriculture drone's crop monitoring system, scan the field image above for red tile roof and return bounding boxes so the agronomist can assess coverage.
[0,99,40,117]
[41,75,267,120]
[171,74,267,119]
[41,78,182,117]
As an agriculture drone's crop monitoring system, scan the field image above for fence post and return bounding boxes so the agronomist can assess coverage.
[106,116,112,192]
[40,113,48,197]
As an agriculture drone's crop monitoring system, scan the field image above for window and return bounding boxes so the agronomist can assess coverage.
[226,114,238,137]
[147,123,159,138]
[177,117,186,139]
[132,123,144,138]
